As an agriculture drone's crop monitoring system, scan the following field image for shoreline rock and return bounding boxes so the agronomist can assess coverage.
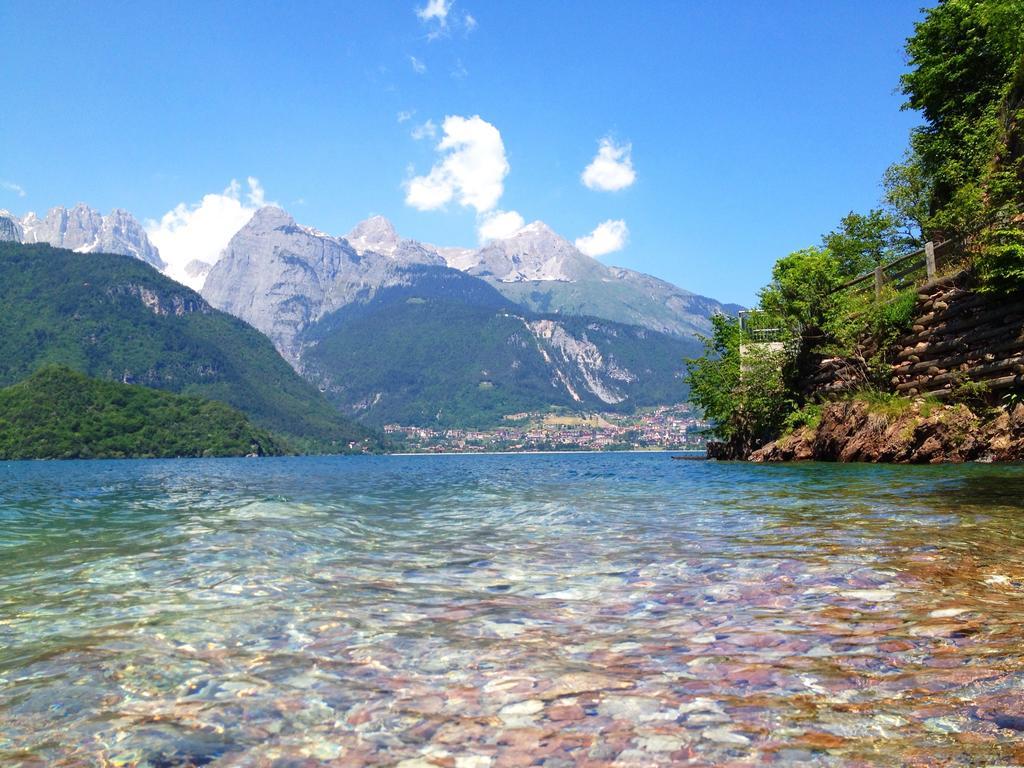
[747,399,1024,464]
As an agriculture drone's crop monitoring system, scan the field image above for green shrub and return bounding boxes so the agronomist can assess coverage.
[686,315,797,445]
[947,373,993,411]
[977,227,1024,292]
[782,403,823,435]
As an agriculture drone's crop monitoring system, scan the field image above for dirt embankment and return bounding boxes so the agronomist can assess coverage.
[749,399,1024,464]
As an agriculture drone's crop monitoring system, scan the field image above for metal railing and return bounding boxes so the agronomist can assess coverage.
[737,309,785,342]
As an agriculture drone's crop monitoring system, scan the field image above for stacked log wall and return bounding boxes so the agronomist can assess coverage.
[891,273,1024,398]
[802,357,868,399]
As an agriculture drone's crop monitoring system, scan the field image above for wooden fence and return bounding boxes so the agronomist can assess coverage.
[829,239,967,302]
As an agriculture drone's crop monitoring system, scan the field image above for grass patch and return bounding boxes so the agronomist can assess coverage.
[782,403,823,435]
[856,390,916,421]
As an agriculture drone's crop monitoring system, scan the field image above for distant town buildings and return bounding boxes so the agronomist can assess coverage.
[384,404,707,453]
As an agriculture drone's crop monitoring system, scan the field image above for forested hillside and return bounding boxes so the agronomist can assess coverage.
[0,367,283,459]
[303,296,699,427]
[0,242,377,452]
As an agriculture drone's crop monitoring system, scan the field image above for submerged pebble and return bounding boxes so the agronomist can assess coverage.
[2,455,1024,766]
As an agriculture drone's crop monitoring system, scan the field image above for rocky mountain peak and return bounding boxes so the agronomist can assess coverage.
[468,219,599,283]
[516,220,558,238]
[0,210,22,242]
[346,215,398,246]
[344,214,445,266]
[345,215,400,257]
[17,204,164,269]
[202,206,370,362]
[244,205,300,233]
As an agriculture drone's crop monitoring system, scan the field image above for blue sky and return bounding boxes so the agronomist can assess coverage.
[1,0,927,305]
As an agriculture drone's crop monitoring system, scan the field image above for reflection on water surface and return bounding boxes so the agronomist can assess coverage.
[2,455,1024,766]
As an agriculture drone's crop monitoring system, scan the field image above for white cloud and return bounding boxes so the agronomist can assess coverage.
[575,219,629,257]
[1,180,26,198]
[477,209,525,243]
[411,119,437,140]
[581,138,636,191]
[416,1,476,39]
[146,177,268,290]
[397,110,415,123]
[409,55,426,74]
[405,115,509,213]
[451,58,468,79]
[413,0,450,29]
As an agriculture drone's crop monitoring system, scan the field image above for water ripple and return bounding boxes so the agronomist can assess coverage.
[2,455,1024,765]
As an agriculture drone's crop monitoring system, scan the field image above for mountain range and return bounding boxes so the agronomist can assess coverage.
[201,207,732,425]
[1,203,738,428]
[2,204,163,268]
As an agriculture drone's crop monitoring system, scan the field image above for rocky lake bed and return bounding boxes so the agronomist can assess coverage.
[3,454,1024,766]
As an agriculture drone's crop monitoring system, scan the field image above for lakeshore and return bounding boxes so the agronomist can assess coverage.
[4,454,1024,765]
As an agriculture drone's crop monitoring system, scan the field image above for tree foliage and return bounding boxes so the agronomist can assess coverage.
[902,0,1024,219]
[757,246,843,332]
[685,315,793,448]
[685,315,742,439]
[823,210,917,276]
[0,366,284,459]
[883,152,931,243]
[688,0,1024,452]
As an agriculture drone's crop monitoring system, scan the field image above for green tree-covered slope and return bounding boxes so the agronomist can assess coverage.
[0,242,376,451]
[0,366,283,459]
[302,297,699,428]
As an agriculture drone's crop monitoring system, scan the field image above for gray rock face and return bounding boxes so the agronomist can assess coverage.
[525,317,630,404]
[19,204,164,269]
[0,210,23,242]
[204,208,738,365]
[441,220,734,337]
[184,259,212,284]
[456,221,601,282]
[345,214,446,267]
[203,207,434,363]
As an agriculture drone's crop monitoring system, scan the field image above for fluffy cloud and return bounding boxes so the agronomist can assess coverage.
[416,0,451,23]
[416,0,475,38]
[405,115,509,213]
[409,55,426,74]
[410,119,437,141]
[575,219,629,257]
[146,177,268,290]
[397,110,414,123]
[581,138,636,192]
[1,180,26,198]
[477,209,525,243]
